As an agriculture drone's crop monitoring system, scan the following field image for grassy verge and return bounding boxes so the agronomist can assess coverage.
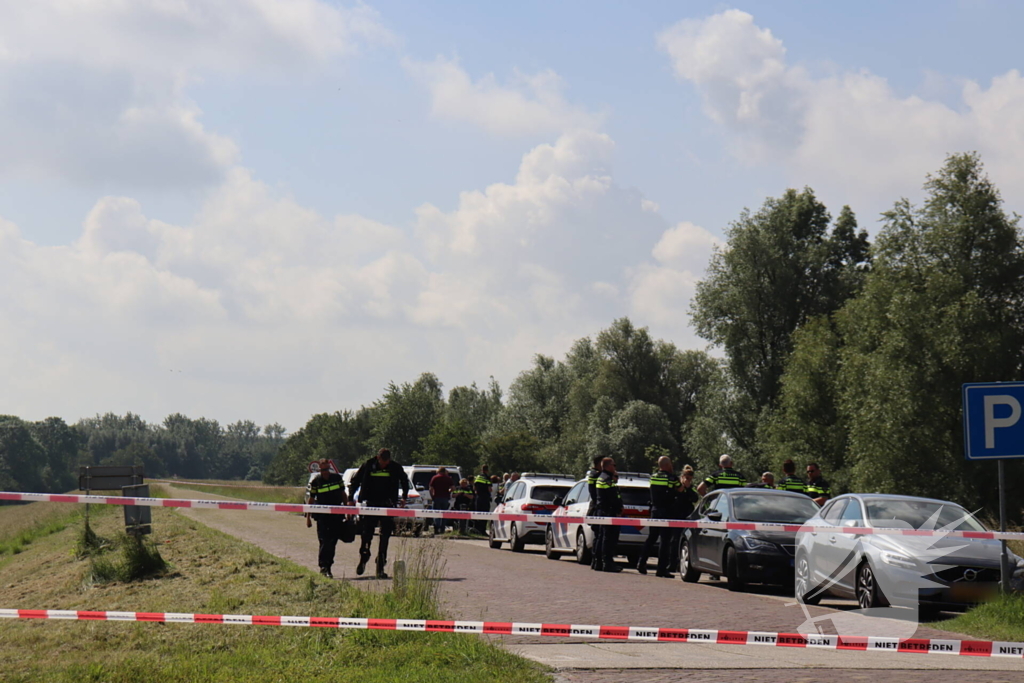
[0,501,549,683]
[938,594,1024,642]
[153,480,304,504]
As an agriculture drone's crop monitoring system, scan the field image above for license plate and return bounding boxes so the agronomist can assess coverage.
[949,583,997,602]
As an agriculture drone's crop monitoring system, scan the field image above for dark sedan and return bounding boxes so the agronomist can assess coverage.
[680,488,820,591]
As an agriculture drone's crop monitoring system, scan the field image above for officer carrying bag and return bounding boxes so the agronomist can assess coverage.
[338,516,356,544]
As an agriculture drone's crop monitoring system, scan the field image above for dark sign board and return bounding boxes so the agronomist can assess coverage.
[79,465,144,491]
[122,484,152,536]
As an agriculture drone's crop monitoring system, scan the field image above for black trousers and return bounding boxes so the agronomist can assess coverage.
[314,515,341,570]
[359,515,395,567]
[590,524,604,569]
[474,496,490,533]
[600,525,621,567]
[640,524,677,574]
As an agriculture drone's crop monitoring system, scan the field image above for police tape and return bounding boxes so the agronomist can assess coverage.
[3,490,1023,541]
[2,608,1023,658]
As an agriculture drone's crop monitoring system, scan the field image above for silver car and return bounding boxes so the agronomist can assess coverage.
[795,493,1021,613]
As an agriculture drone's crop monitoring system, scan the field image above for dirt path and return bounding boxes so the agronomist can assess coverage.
[158,485,1024,681]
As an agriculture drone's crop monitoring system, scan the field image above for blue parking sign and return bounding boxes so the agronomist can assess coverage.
[963,382,1024,460]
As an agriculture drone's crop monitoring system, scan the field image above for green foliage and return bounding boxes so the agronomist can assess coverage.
[768,153,1024,515]
[422,419,481,474]
[368,373,445,461]
[689,190,870,478]
[264,409,370,484]
[940,594,1024,642]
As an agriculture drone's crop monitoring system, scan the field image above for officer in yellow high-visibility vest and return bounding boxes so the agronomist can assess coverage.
[305,458,347,578]
[697,454,746,496]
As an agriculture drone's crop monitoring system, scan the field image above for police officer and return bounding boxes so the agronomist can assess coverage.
[746,472,776,488]
[637,455,678,578]
[585,455,604,571]
[778,459,806,493]
[305,458,347,578]
[473,465,492,534]
[697,454,746,496]
[595,457,623,573]
[804,462,832,505]
[349,448,410,579]
[669,465,700,574]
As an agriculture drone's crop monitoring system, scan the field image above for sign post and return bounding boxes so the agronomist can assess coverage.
[962,382,1024,593]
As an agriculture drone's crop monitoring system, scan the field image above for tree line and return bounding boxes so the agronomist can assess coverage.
[0,412,286,493]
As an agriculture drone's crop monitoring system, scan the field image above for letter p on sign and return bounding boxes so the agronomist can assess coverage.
[984,395,1021,448]
[964,383,1024,461]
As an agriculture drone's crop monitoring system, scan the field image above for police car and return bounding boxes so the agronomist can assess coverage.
[488,473,575,552]
[545,472,651,565]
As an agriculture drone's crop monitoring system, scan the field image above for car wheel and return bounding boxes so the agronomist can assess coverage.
[725,546,745,592]
[510,523,526,552]
[679,537,701,583]
[575,529,592,565]
[795,553,821,605]
[488,523,502,549]
[545,527,562,560]
[856,561,889,610]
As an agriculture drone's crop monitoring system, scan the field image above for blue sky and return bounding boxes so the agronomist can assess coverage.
[2,1,1023,430]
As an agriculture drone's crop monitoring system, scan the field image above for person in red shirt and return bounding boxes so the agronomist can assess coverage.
[428,467,454,535]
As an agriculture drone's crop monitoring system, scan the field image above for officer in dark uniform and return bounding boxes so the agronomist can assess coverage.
[804,462,832,506]
[473,465,492,534]
[637,455,678,577]
[349,448,410,579]
[696,454,746,496]
[305,458,347,578]
[778,459,806,493]
[585,455,604,570]
[669,465,700,574]
[595,457,623,573]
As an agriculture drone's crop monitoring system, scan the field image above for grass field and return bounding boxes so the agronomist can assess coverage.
[150,479,305,504]
[0,501,550,683]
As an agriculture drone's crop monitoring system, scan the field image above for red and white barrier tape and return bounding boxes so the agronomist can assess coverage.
[2,608,1022,658]
[3,491,1022,540]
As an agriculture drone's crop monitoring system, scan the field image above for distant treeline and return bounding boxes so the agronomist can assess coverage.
[268,153,1024,520]
[0,412,285,493]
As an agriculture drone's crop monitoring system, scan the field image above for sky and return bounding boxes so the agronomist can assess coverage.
[3,0,1024,432]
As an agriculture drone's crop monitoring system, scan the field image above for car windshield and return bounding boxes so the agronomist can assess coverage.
[864,499,987,531]
[621,487,650,508]
[531,486,570,503]
[411,472,434,489]
[732,494,819,523]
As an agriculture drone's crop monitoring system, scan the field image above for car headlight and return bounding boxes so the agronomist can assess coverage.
[880,551,916,570]
[742,537,777,552]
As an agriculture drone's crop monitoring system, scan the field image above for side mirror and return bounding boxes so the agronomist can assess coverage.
[553,495,564,507]
[415,484,426,491]
[843,519,861,528]
[706,510,723,522]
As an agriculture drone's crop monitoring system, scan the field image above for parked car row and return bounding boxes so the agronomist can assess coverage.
[483,471,1019,613]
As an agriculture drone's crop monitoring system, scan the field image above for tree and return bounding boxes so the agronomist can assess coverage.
[421,420,480,475]
[368,373,445,460]
[689,189,869,473]
[833,153,1024,511]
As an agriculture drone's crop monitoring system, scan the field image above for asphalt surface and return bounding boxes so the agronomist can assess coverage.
[159,486,1024,681]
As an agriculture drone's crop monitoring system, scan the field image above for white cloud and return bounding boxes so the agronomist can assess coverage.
[404,56,604,136]
[0,0,389,189]
[1,125,709,427]
[658,10,1024,208]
